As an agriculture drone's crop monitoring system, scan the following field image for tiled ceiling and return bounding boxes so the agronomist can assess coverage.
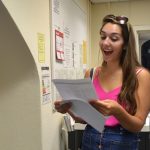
[90,0,129,3]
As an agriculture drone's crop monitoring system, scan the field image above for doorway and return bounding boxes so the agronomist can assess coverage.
[141,40,150,70]
[134,26,150,70]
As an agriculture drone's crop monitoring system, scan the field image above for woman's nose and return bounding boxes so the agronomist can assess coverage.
[103,37,111,46]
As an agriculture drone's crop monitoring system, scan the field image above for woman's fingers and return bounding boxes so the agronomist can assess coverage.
[89,100,105,108]
[89,100,110,116]
[89,100,104,112]
[54,101,72,113]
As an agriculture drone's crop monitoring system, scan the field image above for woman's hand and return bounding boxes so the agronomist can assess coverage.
[89,99,122,116]
[54,100,86,123]
[54,100,72,114]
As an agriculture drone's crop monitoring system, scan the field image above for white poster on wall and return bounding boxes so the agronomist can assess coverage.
[51,0,87,103]
[41,66,51,104]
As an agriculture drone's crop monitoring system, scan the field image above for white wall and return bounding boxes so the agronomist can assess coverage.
[1,0,58,150]
[90,0,150,67]
[0,1,41,150]
[0,0,91,150]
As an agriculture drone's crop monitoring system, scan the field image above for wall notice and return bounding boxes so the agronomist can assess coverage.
[41,66,51,104]
[38,33,45,63]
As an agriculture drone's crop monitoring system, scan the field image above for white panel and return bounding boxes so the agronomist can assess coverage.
[51,0,86,100]
[0,1,41,150]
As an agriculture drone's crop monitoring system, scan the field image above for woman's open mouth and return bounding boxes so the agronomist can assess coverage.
[103,50,113,56]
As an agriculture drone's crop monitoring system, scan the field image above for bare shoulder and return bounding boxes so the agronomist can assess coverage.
[84,66,101,79]
[136,68,150,112]
[137,67,150,83]
[137,67,150,77]
[84,69,90,78]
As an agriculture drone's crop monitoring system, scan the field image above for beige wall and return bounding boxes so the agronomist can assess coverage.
[1,0,91,150]
[90,0,150,67]
[70,0,92,67]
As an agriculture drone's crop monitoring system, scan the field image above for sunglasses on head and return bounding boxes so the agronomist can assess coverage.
[103,15,128,25]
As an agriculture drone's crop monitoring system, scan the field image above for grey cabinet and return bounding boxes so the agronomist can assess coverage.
[139,132,150,150]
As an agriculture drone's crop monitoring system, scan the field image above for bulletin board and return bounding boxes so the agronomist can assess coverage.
[51,0,88,100]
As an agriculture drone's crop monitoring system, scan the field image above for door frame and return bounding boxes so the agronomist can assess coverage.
[133,25,150,64]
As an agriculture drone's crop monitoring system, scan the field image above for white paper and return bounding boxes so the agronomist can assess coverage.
[52,78,105,132]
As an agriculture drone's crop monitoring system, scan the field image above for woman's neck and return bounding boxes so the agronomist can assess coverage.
[102,61,121,73]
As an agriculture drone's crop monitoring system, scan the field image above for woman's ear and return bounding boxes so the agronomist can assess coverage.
[123,44,127,51]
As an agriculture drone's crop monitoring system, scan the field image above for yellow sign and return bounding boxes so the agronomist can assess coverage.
[38,33,45,63]
[82,40,87,64]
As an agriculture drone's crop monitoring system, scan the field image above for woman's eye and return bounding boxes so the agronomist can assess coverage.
[100,36,106,40]
[111,37,118,42]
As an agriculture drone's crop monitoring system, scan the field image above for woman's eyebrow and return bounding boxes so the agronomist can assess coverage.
[100,30,122,36]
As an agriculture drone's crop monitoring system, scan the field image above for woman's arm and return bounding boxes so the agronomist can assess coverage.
[116,69,150,132]
[122,68,150,132]
[90,69,150,132]
[68,110,86,124]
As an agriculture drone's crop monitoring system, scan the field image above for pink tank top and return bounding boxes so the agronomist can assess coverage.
[92,67,143,127]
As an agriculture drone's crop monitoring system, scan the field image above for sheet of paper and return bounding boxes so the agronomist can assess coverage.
[52,78,105,132]
[52,78,98,101]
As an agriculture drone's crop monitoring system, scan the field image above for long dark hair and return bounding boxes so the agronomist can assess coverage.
[101,14,141,114]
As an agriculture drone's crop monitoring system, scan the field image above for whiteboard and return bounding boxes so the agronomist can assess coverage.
[51,0,87,100]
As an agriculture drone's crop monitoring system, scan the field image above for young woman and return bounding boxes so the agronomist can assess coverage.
[54,14,150,150]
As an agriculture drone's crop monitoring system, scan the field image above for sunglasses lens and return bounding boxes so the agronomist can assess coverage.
[116,16,128,24]
[103,15,128,25]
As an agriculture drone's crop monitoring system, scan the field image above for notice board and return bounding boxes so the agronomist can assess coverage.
[51,0,88,100]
